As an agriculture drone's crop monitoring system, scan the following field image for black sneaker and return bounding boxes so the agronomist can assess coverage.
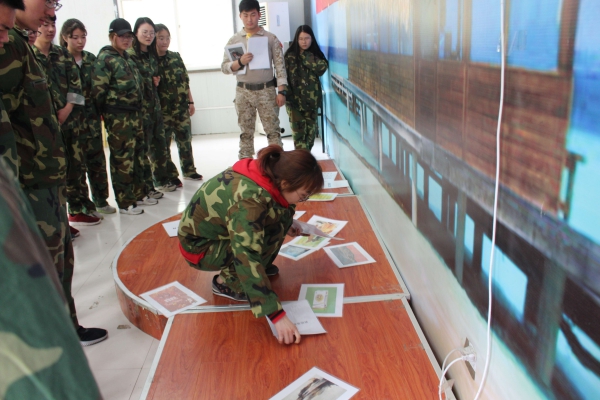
[77,326,108,346]
[211,275,248,302]
[184,173,203,181]
[265,264,279,276]
[171,178,183,188]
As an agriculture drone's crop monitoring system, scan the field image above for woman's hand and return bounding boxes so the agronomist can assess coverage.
[287,220,305,237]
[189,103,195,116]
[274,315,301,344]
[153,76,160,86]
[57,103,74,125]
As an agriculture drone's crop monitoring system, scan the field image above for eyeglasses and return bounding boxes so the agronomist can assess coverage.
[140,30,155,37]
[45,0,63,11]
[296,190,313,202]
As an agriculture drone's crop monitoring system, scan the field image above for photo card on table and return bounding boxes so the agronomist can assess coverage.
[298,283,345,317]
[306,215,347,238]
[323,242,376,268]
[162,220,180,237]
[288,234,330,250]
[266,300,326,337]
[307,192,338,202]
[140,281,207,318]
[269,367,359,400]
[278,243,319,261]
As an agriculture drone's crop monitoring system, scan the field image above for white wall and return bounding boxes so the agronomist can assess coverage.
[58,0,117,56]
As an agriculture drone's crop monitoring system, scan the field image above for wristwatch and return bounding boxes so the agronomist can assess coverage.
[279,90,287,97]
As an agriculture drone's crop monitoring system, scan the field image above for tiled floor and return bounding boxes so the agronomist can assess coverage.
[73,132,326,400]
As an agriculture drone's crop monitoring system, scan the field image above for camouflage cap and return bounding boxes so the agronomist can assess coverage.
[109,18,132,35]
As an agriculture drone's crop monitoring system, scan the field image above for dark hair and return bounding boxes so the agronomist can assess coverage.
[60,18,87,48]
[155,23,170,35]
[239,0,260,13]
[0,0,25,10]
[285,25,328,64]
[132,17,158,57]
[257,145,323,197]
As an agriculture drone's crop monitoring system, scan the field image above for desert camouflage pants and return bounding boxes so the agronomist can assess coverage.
[23,184,78,326]
[164,109,198,177]
[104,112,145,209]
[143,102,173,189]
[286,106,318,151]
[235,86,283,159]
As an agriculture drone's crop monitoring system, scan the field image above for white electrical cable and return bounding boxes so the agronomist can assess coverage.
[474,0,506,398]
[441,347,464,374]
[439,357,467,400]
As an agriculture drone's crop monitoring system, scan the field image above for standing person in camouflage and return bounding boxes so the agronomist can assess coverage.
[0,158,102,399]
[285,25,328,151]
[178,145,324,344]
[0,0,107,346]
[155,23,203,182]
[33,16,103,228]
[61,18,116,218]
[128,17,177,197]
[222,0,288,160]
[93,18,146,215]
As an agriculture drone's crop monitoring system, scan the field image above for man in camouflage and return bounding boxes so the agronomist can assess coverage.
[0,0,107,344]
[0,158,101,399]
[92,18,146,214]
[222,0,288,159]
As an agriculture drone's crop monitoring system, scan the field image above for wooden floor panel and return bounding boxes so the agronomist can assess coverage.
[147,300,438,400]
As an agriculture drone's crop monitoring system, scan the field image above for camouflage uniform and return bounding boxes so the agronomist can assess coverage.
[32,44,88,215]
[157,50,199,177]
[127,47,174,188]
[222,27,287,159]
[284,50,328,150]
[0,159,101,400]
[0,92,18,176]
[75,50,110,210]
[178,159,295,318]
[93,45,145,209]
[0,27,78,326]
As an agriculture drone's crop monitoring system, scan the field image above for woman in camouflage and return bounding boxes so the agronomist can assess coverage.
[284,25,329,151]
[178,145,324,345]
[154,24,203,182]
[60,19,115,219]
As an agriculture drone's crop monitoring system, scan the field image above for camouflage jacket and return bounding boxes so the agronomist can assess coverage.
[221,27,288,87]
[0,96,17,176]
[76,50,101,137]
[178,159,295,318]
[127,47,161,114]
[157,51,189,116]
[0,27,66,189]
[284,50,328,112]
[92,45,143,114]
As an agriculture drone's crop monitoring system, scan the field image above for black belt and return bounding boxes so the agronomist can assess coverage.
[237,79,276,91]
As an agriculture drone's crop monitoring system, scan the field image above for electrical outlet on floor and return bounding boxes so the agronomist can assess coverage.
[463,337,477,380]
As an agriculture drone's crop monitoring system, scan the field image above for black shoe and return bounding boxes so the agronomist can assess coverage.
[77,326,108,346]
[171,178,183,188]
[265,264,279,277]
[184,173,203,181]
[211,275,248,302]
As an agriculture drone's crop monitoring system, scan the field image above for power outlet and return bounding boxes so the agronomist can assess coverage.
[463,338,477,380]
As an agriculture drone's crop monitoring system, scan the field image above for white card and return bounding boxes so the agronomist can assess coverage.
[267,300,326,336]
[162,220,180,237]
[324,179,349,189]
[140,281,207,318]
[293,211,306,220]
[322,171,338,180]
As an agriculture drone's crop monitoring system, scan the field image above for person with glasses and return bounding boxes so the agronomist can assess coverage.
[178,144,324,345]
[128,17,177,201]
[0,0,108,350]
[284,25,329,151]
[60,18,115,220]
[92,18,145,215]
[154,23,203,183]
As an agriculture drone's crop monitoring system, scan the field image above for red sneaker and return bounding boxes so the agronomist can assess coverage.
[68,213,101,226]
[70,225,80,238]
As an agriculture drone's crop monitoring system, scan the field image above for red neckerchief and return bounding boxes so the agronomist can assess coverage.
[232,159,289,208]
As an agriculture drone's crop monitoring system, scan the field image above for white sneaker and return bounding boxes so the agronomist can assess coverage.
[90,210,104,219]
[137,196,158,206]
[119,205,144,215]
[96,205,117,214]
[147,190,164,199]
[155,183,176,193]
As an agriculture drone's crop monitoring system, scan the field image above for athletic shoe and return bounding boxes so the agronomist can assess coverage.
[68,213,101,226]
[170,178,183,188]
[155,183,176,192]
[96,205,117,214]
[211,275,248,302]
[137,196,158,206]
[69,225,80,238]
[119,205,144,215]
[77,326,108,347]
[90,210,104,220]
[147,190,164,199]
[184,173,203,181]
[265,264,279,276]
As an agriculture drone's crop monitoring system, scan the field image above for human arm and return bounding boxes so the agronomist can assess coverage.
[187,89,195,116]
[273,314,301,344]
[91,56,111,114]
[56,103,74,125]
[300,51,329,77]
[152,76,160,86]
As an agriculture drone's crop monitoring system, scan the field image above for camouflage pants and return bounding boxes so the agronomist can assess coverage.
[235,86,283,159]
[82,121,110,208]
[104,112,145,209]
[22,184,78,326]
[164,109,198,177]
[286,106,318,151]
[65,127,93,215]
[0,105,18,176]
[143,105,173,189]
[187,237,284,294]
